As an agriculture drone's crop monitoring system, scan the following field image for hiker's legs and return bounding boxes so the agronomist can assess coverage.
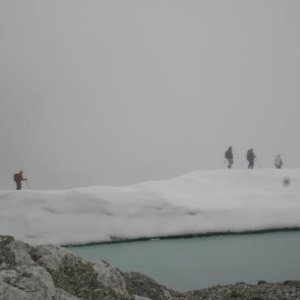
[228,158,233,169]
[250,161,254,169]
[248,160,254,169]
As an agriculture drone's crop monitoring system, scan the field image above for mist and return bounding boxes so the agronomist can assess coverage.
[1,0,300,189]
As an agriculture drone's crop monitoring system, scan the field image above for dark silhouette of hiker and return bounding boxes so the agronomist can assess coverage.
[14,171,27,190]
[224,146,234,169]
[274,155,283,169]
[246,148,256,169]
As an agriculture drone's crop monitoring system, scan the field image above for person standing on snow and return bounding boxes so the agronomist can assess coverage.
[224,146,234,169]
[246,148,256,169]
[14,171,27,190]
[274,155,283,169]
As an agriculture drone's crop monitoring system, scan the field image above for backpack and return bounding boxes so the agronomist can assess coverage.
[275,156,282,167]
[14,174,18,182]
[225,149,232,159]
[247,150,252,161]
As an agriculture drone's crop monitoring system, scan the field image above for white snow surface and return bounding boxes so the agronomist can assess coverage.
[1,169,300,246]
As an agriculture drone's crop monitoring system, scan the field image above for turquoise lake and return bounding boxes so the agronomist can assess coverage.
[68,231,300,292]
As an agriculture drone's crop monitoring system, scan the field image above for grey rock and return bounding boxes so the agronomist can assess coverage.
[0,269,17,283]
[49,252,129,299]
[34,244,70,272]
[0,236,15,246]
[0,237,17,269]
[133,296,152,300]
[8,240,37,267]
[1,235,300,300]
[124,272,185,300]
[54,288,80,300]
[0,265,55,300]
[93,259,128,296]
[0,281,29,300]
[17,265,55,299]
[185,281,300,299]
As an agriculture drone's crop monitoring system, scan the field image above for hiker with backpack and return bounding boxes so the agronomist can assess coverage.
[224,146,234,169]
[246,148,256,169]
[274,155,283,169]
[14,171,27,190]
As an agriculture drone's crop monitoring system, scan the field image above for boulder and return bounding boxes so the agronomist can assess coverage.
[93,260,128,296]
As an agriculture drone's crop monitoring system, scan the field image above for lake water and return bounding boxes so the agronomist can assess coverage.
[68,231,300,292]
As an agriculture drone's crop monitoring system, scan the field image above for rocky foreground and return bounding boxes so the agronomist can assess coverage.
[0,236,299,300]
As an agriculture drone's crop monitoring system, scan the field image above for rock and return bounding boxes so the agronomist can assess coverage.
[0,236,15,246]
[93,260,128,296]
[133,296,152,300]
[34,244,70,272]
[283,177,291,186]
[31,244,130,299]
[285,280,300,287]
[230,290,241,298]
[0,281,29,300]
[0,235,133,300]
[54,288,80,300]
[124,272,184,300]
[0,236,57,300]
[0,265,56,300]
[185,282,300,299]
[0,237,17,269]
[1,235,300,300]
[50,255,126,299]
[8,240,37,266]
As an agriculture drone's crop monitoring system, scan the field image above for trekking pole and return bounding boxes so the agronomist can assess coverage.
[25,180,30,190]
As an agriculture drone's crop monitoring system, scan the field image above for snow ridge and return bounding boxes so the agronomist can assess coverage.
[1,169,299,245]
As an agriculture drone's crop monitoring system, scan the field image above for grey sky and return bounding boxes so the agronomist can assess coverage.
[1,0,300,189]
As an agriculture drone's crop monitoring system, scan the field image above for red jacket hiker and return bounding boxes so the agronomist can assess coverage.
[14,171,27,190]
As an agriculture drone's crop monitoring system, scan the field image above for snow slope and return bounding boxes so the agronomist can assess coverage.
[0,169,299,245]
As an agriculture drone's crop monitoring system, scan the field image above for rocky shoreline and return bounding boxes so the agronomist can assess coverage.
[0,236,299,300]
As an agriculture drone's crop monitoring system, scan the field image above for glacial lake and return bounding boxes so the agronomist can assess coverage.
[68,231,300,292]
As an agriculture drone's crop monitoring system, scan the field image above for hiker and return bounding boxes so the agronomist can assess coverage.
[246,148,256,169]
[274,155,283,169]
[224,146,234,169]
[14,171,27,190]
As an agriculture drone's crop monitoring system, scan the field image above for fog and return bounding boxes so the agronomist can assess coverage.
[1,0,300,189]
